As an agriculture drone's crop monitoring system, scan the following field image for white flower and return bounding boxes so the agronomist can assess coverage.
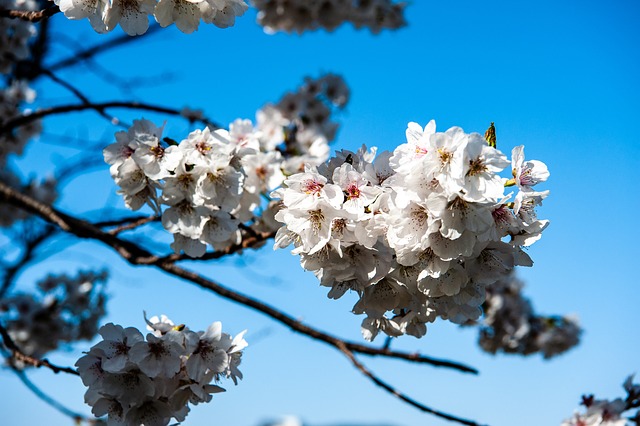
[144,312,176,336]
[199,210,240,249]
[105,0,156,35]
[57,0,110,33]
[93,323,144,373]
[129,331,185,377]
[154,0,207,33]
[161,201,210,238]
[511,145,549,190]
[332,163,380,217]
[170,234,207,257]
[389,120,436,173]
[278,167,342,210]
[202,0,248,28]
[186,322,229,381]
[454,134,510,202]
[277,201,341,255]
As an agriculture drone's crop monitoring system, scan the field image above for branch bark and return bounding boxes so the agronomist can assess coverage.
[336,341,487,426]
[0,5,59,22]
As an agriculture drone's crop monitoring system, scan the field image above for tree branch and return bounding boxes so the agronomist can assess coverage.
[40,68,120,125]
[9,368,97,422]
[0,180,479,375]
[0,5,60,22]
[0,101,221,136]
[0,224,57,298]
[49,24,162,72]
[336,342,487,426]
[96,214,160,235]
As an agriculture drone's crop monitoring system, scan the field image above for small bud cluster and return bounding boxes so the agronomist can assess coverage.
[478,273,581,358]
[0,270,107,361]
[104,74,348,256]
[0,0,37,74]
[1,79,51,226]
[261,73,349,174]
[273,120,551,340]
[53,0,247,35]
[1,80,41,163]
[76,315,248,426]
[562,375,640,426]
[254,0,407,34]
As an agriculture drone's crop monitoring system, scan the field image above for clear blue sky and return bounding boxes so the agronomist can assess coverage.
[2,1,640,425]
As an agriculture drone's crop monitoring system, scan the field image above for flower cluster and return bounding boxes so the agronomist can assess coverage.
[104,74,348,256]
[76,315,247,426]
[478,272,581,358]
[273,120,551,340]
[253,0,407,34]
[562,376,640,426]
[0,0,37,74]
[54,0,248,35]
[0,270,108,361]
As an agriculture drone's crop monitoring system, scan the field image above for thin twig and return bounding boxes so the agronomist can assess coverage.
[0,101,221,136]
[0,225,57,298]
[106,215,159,235]
[0,5,60,22]
[336,342,487,426]
[11,368,91,421]
[49,24,162,72]
[41,69,120,125]
[155,230,277,263]
[0,323,79,376]
[0,181,479,375]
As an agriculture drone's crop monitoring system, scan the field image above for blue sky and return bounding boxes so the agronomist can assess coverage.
[2,1,640,425]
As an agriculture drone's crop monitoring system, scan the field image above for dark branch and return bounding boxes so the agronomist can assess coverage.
[49,24,162,72]
[40,69,120,125]
[0,225,57,298]
[0,101,221,136]
[106,215,160,235]
[336,342,487,426]
[0,5,60,22]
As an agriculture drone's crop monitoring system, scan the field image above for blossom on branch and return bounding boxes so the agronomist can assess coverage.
[562,375,640,426]
[273,121,552,340]
[76,315,248,426]
[103,74,349,256]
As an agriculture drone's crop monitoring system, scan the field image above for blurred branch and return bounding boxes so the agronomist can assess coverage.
[10,368,96,423]
[49,24,162,72]
[336,342,486,426]
[0,224,57,298]
[0,5,60,22]
[0,101,221,136]
[0,322,79,375]
[0,180,479,376]
[40,69,120,125]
